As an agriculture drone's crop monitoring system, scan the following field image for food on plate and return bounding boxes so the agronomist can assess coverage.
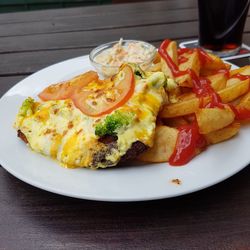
[14,38,250,168]
[89,39,156,77]
[14,64,167,169]
[139,39,250,165]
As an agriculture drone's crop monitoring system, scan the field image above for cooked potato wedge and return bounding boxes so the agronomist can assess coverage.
[177,51,200,87]
[200,52,227,75]
[160,79,249,118]
[207,72,227,91]
[160,41,178,78]
[230,65,250,77]
[167,41,178,65]
[137,126,178,163]
[196,106,235,134]
[204,122,240,144]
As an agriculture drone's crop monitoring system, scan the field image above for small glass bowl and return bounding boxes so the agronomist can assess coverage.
[89,40,156,78]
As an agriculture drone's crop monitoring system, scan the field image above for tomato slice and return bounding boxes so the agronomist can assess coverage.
[72,65,135,117]
[38,71,98,101]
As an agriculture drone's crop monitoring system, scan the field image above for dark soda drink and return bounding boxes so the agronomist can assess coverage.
[198,0,250,56]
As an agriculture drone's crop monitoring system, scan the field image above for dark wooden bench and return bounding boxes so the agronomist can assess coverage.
[0,0,112,13]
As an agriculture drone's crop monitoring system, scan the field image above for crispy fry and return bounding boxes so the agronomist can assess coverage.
[160,41,178,78]
[167,41,178,65]
[137,126,178,163]
[195,106,235,134]
[207,72,227,91]
[177,51,200,87]
[200,52,227,75]
[160,79,249,118]
[204,122,240,144]
[220,79,249,102]
[230,65,250,77]
[237,91,250,110]
[160,97,200,118]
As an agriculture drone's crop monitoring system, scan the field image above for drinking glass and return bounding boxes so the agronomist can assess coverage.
[198,0,250,57]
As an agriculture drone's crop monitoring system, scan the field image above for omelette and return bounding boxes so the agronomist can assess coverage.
[14,64,166,169]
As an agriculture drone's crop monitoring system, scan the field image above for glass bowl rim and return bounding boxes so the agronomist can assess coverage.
[89,39,157,69]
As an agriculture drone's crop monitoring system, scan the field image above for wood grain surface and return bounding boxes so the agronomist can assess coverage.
[0,1,249,249]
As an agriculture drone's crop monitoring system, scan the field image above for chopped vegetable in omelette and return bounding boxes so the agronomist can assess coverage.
[14,64,167,169]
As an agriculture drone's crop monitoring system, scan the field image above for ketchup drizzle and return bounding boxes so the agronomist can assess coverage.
[188,69,224,109]
[196,48,212,66]
[158,39,229,166]
[230,73,250,81]
[178,56,189,64]
[229,104,250,120]
[158,39,188,77]
[169,121,207,166]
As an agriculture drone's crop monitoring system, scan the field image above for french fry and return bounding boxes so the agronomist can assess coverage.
[178,92,195,101]
[207,72,227,91]
[200,52,227,75]
[220,79,249,102]
[161,41,178,78]
[230,65,250,77]
[160,97,200,118]
[167,41,178,65]
[137,126,178,163]
[160,79,249,118]
[226,77,240,87]
[178,72,227,101]
[204,122,240,144]
[237,91,250,110]
[196,106,235,134]
[176,51,200,87]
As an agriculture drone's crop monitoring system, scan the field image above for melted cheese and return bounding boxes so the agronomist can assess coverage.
[15,70,166,169]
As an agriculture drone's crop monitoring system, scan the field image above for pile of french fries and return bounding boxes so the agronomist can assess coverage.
[138,40,250,164]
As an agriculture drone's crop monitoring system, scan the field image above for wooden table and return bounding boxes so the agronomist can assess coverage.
[0,1,249,249]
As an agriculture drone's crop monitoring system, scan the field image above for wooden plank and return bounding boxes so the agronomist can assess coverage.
[0,8,199,37]
[1,18,250,54]
[0,48,90,75]
[0,0,198,24]
[0,0,249,26]
[0,21,199,53]
[1,33,249,75]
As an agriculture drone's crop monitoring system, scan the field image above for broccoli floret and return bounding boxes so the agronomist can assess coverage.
[19,97,35,117]
[95,110,134,137]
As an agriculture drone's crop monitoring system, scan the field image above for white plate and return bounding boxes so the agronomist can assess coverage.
[0,56,249,202]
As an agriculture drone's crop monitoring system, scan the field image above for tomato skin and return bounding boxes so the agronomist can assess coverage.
[38,71,98,101]
[72,65,135,117]
[38,81,74,101]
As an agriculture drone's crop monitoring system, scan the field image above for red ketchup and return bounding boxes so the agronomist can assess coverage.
[158,39,188,77]
[212,69,230,78]
[196,48,212,66]
[188,69,224,109]
[230,73,250,81]
[178,56,189,64]
[177,48,193,56]
[169,121,207,166]
[229,104,250,120]
[158,39,227,166]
